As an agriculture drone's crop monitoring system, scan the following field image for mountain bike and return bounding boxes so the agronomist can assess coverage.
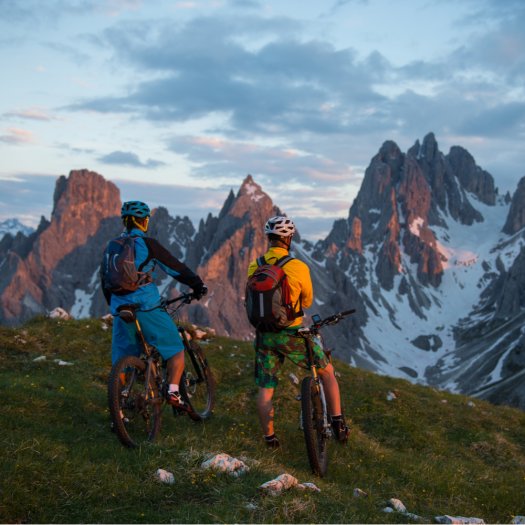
[298,308,355,477]
[107,293,215,448]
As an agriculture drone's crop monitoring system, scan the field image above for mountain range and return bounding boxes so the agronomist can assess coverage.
[0,219,34,240]
[2,132,524,410]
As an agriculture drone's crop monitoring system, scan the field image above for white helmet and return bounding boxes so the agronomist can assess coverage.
[264,216,296,237]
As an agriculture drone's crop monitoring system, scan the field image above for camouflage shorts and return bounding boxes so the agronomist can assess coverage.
[254,329,329,388]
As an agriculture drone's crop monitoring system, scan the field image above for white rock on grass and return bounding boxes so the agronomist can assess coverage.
[259,473,298,496]
[435,515,485,524]
[387,498,407,512]
[353,488,368,498]
[54,359,73,366]
[296,482,321,492]
[385,498,425,522]
[386,391,398,401]
[194,329,207,340]
[33,355,47,362]
[201,453,249,477]
[288,372,299,385]
[511,517,525,524]
[48,307,71,320]
[155,468,175,484]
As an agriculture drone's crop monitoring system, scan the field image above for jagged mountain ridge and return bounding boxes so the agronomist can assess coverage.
[1,134,524,410]
[308,132,525,409]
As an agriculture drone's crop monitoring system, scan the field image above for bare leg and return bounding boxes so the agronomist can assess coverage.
[257,387,275,436]
[317,363,342,416]
[166,351,185,386]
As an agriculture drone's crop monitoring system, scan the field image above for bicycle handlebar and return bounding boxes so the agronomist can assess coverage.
[299,308,356,334]
[162,292,195,307]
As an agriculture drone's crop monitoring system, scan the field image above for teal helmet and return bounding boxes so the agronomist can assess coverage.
[121,201,150,218]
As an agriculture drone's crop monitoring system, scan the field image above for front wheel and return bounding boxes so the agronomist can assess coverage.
[301,376,329,477]
[180,341,216,421]
[108,356,162,447]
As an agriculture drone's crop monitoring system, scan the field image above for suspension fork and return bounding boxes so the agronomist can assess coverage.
[306,333,330,431]
[133,318,157,401]
[305,335,320,384]
[178,327,204,383]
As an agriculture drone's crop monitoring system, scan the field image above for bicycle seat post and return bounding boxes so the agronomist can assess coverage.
[135,319,155,359]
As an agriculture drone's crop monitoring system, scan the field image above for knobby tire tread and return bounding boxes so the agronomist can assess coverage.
[180,341,216,421]
[301,376,329,477]
[108,355,162,448]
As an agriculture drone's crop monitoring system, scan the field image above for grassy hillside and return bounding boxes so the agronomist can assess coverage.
[1,317,524,524]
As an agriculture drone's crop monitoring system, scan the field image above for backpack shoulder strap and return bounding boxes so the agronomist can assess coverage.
[137,236,154,273]
[276,255,294,268]
[256,256,267,267]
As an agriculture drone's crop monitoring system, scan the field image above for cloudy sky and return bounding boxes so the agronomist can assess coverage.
[1,0,524,240]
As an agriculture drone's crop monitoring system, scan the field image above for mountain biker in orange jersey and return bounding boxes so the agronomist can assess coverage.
[101,201,207,412]
[247,216,349,448]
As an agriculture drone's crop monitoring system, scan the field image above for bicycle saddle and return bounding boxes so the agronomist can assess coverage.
[116,304,137,323]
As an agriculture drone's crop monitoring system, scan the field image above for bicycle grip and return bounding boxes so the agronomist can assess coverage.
[341,309,356,316]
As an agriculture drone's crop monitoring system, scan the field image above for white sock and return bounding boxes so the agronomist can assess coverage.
[169,384,179,393]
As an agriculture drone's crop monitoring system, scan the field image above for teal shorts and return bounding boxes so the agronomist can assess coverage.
[112,308,184,365]
[254,329,329,388]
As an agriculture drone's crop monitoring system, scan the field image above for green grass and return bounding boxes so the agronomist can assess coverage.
[1,317,524,523]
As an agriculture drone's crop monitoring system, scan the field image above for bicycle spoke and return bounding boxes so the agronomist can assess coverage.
[180,342,215,420]
[108,356,162,448]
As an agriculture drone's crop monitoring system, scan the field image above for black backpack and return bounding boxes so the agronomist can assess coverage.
[100,235,152,295]
[245,255,302,332]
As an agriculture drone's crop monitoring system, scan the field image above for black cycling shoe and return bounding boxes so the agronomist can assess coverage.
[168,391,201,422]
[331,416,350,444]
[264,434,280,449]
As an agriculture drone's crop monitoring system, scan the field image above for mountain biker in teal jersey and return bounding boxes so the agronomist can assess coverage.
[101,200,207,410]
[247,216,349,448]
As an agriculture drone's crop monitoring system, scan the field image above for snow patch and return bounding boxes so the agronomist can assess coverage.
[409,217,424,237]
[245,181,264,202]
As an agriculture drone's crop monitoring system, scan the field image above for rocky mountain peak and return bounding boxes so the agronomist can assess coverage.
[446,146,496,205]
[377,140,404,178]
[502,176,525,235]
[0,170,120,322]
[421,132,438,161]
[231,174,270,216]
[53,169,117,217]
[185,175,280,338]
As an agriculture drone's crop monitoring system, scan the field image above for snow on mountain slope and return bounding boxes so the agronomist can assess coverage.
[0,218,34,239]
[354,194,511,387]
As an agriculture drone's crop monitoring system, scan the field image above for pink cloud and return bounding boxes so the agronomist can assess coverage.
[5,108,56,121]
[0,128,36,145]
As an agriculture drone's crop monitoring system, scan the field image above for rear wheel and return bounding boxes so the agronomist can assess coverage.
[108,356,162,447]
[180,341,215,421]
[301,376,329,476]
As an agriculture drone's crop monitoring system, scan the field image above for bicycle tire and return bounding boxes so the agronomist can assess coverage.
[180,341,216,421]
[301,376,329,476]
[108,355,162,448]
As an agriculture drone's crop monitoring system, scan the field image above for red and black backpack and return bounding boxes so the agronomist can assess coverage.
[245,255,302,332]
